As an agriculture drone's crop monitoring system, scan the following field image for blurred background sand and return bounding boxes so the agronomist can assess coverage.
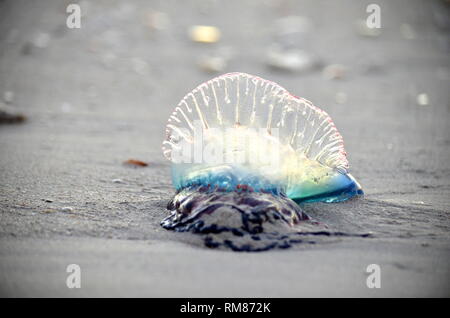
[0,0,449,297]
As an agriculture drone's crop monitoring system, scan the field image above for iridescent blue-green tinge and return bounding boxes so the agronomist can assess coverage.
[287,172,363,203]
[171,163,363,204]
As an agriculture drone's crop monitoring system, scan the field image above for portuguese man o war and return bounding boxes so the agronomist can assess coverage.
[161,72,364,251]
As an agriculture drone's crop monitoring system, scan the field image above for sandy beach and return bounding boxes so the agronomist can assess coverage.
[0,0,449,297]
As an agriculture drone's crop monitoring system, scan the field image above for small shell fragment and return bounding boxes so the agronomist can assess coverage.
[416,93,429,106]
[266,45,315,72]
[188,25,221,43]
[323,64,346,80]
[198,56,226,73]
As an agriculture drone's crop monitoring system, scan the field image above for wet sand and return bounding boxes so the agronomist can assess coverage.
[0,0,449,297]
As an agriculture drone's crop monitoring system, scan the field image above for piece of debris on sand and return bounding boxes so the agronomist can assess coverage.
[123,159,149,167]
[0,104,26,124]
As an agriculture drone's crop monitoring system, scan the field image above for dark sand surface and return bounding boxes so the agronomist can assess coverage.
[0,0,449,296]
